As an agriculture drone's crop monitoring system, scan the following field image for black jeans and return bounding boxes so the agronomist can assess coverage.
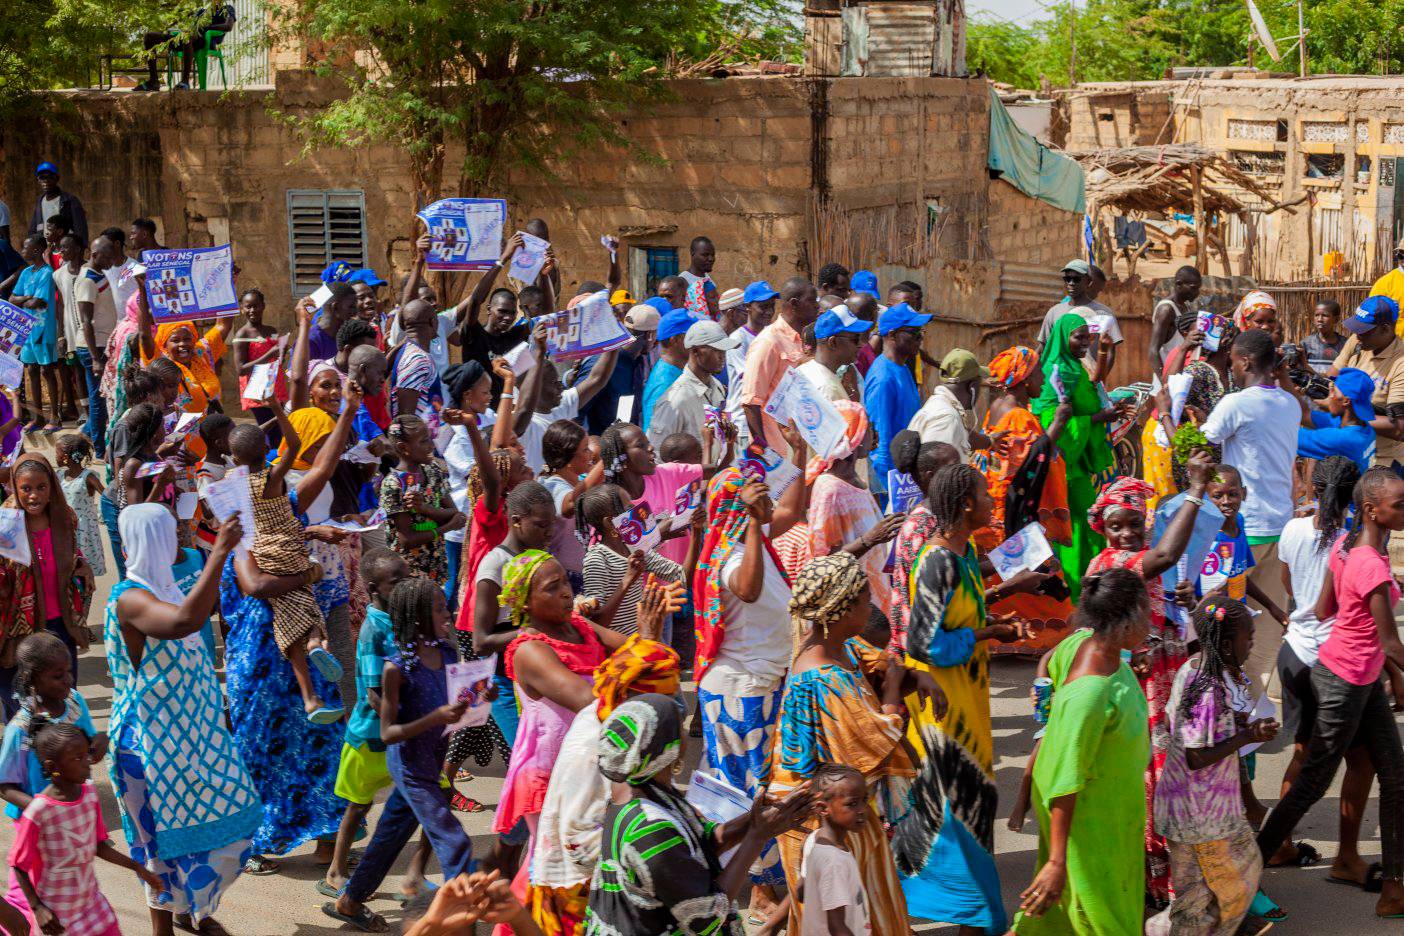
[1257,663,1404,878]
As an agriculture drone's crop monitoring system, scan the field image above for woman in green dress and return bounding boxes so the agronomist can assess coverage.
[1014,566,1151,936]
[1031,314,1119,599]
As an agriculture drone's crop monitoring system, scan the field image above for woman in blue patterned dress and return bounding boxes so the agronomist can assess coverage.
[107,504,263,934]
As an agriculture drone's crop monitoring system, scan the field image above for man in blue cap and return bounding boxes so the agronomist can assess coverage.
[1330,295,1404,477]
[29,162,87,246]
[1296,367,1379,472]
[348,268,391,343]
[640,308,698,433]
[797,303,870,403]
[850,269,880,300]
[720,281,778,449]
[864,301,931,504]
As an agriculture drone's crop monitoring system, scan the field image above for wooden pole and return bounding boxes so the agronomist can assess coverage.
[1193,166,1206,272]
[1068,0,1077,87]
[1298,0,1307,78]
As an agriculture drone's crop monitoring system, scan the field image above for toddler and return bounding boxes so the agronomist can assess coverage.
[55,433,106,579]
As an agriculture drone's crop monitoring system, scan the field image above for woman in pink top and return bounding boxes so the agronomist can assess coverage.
[1256,467,1404,918]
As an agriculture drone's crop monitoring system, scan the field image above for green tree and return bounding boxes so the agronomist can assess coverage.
[281,0,799,205]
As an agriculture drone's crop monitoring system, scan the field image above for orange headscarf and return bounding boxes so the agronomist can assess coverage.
[592,635,681,720]
[146,322,226,407]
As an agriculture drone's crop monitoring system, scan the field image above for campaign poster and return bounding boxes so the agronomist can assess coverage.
[886,471,923,515]
[0,299,40,362]
[509,231,549,285]
[672,477,704,526]
[140,245,238,323]
[535,291,633,362]
[612,502,662,552]
[737,447,801,498]
[416,198,507,271]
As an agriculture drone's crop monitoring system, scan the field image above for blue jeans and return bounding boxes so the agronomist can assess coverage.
[444,540,462,607]
[74,349,107,457]
[342,787,420,903]
[491,674,519,747]
[100,493,127,580]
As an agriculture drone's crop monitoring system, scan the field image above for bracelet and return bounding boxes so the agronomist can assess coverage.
[1184,494,1204,507]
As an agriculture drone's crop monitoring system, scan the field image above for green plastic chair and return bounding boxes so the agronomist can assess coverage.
[165,29,227,90]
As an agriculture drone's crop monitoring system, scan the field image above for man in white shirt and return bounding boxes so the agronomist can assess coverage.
[796,304,869,404]
[1201,327,1301,694]
[648,320,737,449]
[99,226,142,315]
[521,345,619,472]
[908,349,991,462]
[724,281,778,449]
[1037,259,1124,380]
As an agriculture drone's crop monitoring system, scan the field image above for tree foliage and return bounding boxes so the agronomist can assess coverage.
[968,0,1404,88]
[280,0,800,203]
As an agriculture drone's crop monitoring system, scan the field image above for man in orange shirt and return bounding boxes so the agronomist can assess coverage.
[740,276,818,454]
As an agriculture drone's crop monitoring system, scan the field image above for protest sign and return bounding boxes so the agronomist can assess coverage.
[612,503,663,552]
[0,508,29,566]
[886,471,923,515]
[140,246,238,323]
[445,655,498,730]
[1155,491,1224,634]
[243,362,276,403]
[509,231,549,286]
[204,465,257,555]
[737,447,801,498]
[535,291,633,362]
[417,198,507,271]
[0,300,40,388]
[988,522,1055,581]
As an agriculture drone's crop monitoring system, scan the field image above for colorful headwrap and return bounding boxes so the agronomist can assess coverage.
[804,399,869,484]
[278,406,338,471]
[988,346,1039,389]
[1088,476,1156,535]
[598,694,683,786]
[693,467,791,678]
[789,552,869,635]
[153,322,223,405]
[1233,290,1278,330]
[593,635,681,721]
[499,548,554,628]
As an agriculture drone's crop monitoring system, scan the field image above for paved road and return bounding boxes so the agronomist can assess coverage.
[1,509,1398,933]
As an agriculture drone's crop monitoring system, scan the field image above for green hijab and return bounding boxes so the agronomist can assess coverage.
[1033,312,1113,480]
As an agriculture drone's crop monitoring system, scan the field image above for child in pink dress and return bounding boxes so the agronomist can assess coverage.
[8,719,164,936]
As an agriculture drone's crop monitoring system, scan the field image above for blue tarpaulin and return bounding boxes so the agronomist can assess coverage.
[986,87,1086,215]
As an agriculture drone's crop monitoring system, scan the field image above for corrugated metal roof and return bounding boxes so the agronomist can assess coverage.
[999,261,1063,304]
[865,4,938,77]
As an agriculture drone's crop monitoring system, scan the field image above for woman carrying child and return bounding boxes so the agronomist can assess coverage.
[1083,454,1214,909]
[108,504,261,934]
[1153,598,1278,934]
[0,454,97,702]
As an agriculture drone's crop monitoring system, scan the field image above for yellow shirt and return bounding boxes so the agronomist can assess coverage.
[1367,268,1404,338]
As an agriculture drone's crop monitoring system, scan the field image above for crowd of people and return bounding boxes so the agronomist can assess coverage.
[4,159,1404,935]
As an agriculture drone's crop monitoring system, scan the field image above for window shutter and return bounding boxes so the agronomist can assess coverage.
[286,190,368,297]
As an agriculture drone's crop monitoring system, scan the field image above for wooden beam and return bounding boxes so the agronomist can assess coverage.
[1192,166,1206,272]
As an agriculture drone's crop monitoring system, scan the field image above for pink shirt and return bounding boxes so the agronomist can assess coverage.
[1319,540,1399,686]
[637,462,703,565]
[739,316,809,454]
[32,528,61,621]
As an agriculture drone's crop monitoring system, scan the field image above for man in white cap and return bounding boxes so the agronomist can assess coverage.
[1036,258,1123,380]
[718,287,746,335]
[577,303,658,433]
[647,319,738,448]
[797,304,870,403]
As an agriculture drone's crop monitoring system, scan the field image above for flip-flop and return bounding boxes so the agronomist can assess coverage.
[314,879,342,899]
[1327,861,1385,893]
[1267,840,1321,868]
[243,855,281,876]
[394,881,440,905]
[308,647,343,682]
[454,768,476,782]
[1249,890,1287,922]
[320,902,388,933]
[308,705,346,724]
[40,423,62,433]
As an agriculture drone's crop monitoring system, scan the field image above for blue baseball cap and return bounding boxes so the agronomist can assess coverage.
[878,301,932,336]
[34,162,58,178]
[815,304,873,340]
[1334,367,1377,423]
[644,296,673,316]
[657,309,699,342]
[850,270,879,299]
[1345,295,1400,334]
[320,261,354,284]
[742,280,779,304]
[347,268,386,288]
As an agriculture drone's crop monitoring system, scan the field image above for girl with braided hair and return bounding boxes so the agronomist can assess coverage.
[1257,467,1404,919]
[1154,598,1277,934]
[900,463,1048,932]
[1270,455,1374,875]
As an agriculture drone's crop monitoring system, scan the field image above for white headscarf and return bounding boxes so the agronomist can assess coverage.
[119,504,186,605]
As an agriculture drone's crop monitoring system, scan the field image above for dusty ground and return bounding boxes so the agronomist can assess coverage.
[0,491,1396,934]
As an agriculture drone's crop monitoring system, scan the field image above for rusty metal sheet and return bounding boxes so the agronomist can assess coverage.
[999,261,1063,304]
[863,3,938,77]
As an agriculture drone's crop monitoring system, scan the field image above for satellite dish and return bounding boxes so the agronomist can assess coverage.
[1246,0,1282,61]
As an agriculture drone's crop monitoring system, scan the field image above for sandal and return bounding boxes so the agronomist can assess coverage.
[315,879,342,899]
[40,423,62,433]
[451,791,487,813]
[321,901,388,933]
[1248,890,1287,922]
[309,647,344,682]
[1266,840,1321,868]
[394,881,439,905]
[454,768,476,783]
[308,705,346,724]
[243,855,281,876]
[1327,861,1385,893]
